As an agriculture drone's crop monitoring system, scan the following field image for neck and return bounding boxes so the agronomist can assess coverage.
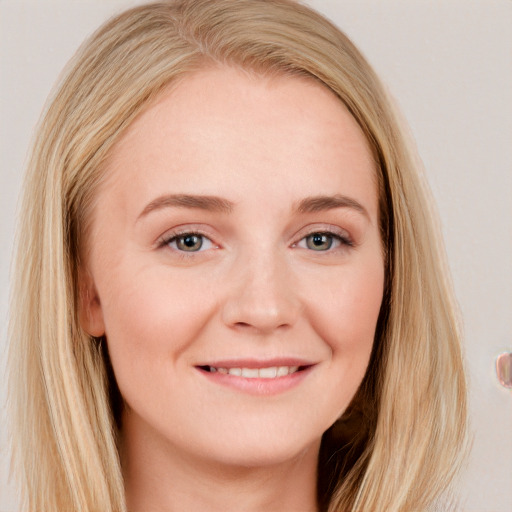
[121,411,320,512]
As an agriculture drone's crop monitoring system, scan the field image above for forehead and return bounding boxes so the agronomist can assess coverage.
[99,65,378,219]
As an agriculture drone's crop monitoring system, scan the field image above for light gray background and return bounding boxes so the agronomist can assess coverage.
[1,1,511,510]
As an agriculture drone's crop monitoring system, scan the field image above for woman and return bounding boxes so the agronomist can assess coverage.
[8,1,467,510]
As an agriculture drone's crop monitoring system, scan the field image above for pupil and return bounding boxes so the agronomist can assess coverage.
[313,234,324,245]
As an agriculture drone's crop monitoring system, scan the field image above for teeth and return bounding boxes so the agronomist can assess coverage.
[209,365,300,378]
[259,367,277,378]
[279,365,298,376]
[241,368,259,378]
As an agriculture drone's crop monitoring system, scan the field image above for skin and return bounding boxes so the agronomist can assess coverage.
[80,66,384,512]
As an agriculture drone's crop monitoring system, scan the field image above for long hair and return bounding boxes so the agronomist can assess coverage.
[8,1,467,510]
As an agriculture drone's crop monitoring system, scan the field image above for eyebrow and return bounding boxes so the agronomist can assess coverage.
[295,194,369,219]
[137,194,234,220]
[137,193,369,221]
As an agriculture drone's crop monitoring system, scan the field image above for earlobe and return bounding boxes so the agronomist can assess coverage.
[78,269,105,337]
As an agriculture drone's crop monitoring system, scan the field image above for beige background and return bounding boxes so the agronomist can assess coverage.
[1,1,511,510]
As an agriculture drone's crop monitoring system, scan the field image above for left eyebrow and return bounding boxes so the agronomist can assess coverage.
[295,195,370,220]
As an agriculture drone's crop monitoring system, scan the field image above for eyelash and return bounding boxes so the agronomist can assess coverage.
[158,228,353,255]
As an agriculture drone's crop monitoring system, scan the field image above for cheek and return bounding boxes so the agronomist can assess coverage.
[304,258,384,363]
[300,258,384,419]
[96,263,216,383]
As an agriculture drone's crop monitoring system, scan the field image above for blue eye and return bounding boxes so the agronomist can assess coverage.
[166,233,213,252]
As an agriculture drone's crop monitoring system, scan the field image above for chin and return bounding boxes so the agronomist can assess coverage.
[207,439,320,471]
[186,419,325,470]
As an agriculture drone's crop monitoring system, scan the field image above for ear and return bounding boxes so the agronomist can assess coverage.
[78,268,105,337]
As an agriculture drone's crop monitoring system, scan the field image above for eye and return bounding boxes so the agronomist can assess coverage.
[165,233,214,252]
[296,231,352,252]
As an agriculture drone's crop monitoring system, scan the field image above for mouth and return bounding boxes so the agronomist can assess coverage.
[198,365,310,379]
[195,359,315,395]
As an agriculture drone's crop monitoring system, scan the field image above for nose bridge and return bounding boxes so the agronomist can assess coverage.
[221,244,300,333]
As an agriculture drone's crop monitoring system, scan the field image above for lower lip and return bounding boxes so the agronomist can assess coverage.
[197,366,313,396]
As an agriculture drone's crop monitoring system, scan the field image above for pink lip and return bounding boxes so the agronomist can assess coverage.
[195,358,316,396]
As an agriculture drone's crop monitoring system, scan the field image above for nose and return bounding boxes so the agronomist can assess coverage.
[221,252,301,335]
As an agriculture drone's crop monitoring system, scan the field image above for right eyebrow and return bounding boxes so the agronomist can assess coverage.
[137,194,235,221]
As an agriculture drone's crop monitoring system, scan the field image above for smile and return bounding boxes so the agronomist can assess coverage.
[204,366,301,378]
[196,361,314,395]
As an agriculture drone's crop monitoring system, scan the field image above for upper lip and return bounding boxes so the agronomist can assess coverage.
[195,358,316,369]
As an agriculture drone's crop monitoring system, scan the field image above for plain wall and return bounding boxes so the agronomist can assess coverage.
[1,1,511,510]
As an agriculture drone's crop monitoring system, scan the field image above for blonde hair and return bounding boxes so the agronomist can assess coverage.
[8,1,467,510]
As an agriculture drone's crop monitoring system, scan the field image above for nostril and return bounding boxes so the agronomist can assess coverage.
[230,320,291,333]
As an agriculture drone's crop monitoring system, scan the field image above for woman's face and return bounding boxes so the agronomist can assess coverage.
[81,66,384,468]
